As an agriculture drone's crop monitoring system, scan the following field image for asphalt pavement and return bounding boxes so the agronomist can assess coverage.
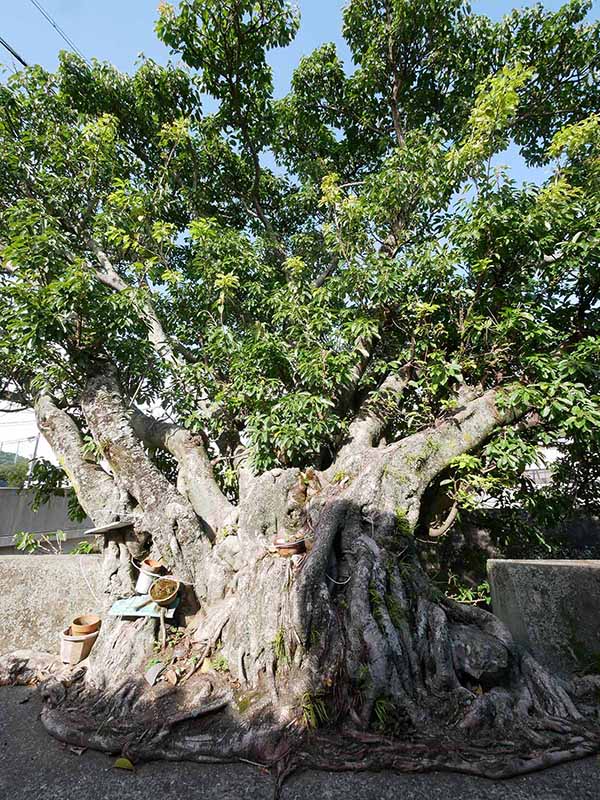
[1,685,599,799]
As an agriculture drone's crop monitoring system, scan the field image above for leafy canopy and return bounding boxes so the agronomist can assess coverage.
[0,0,599,518]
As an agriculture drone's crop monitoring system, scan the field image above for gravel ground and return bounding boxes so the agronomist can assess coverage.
[1,685,599,800]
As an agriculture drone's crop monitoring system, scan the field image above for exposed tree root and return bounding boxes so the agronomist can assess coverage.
[3,644,599,799]
[0,650,80,688]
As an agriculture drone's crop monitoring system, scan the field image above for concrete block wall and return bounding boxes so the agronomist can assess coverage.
[0,487,92,552]
[488,558,600,675]
[0,555,103,655]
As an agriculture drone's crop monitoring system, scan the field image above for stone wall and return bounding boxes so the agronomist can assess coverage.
[0,555,103,655]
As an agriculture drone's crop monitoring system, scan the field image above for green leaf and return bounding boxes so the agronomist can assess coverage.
[114,757,135,772]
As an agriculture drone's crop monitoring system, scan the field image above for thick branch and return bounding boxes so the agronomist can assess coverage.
[385,4,405,148]
[80,370,180,512]
[313,255,339,289]
[337,334,376,417]
[342,372,409,452]
[394,388,521,485]
[34,394,128,525]
[80,368,212,583]
[131,410,234,532]
[336,236,401,416]
[331,386,523,537]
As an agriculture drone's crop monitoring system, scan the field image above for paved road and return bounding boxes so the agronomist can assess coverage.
[1,685,599,799]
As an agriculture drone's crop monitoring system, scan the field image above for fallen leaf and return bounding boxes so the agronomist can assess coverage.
[164,669,178,686]
[114,756,135,772]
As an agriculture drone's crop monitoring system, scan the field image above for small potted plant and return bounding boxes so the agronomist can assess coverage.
[150,577,180,607]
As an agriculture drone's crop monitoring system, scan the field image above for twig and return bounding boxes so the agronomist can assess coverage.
[160,608,167,650]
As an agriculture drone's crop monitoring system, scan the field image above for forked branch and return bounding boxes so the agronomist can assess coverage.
[342,372,409,452]
[131,409,234,532]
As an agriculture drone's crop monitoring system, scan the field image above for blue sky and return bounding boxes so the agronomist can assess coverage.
[1,0,598,183]
[2,1,597,85]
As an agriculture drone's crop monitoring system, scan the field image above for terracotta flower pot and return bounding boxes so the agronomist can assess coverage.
[70,614,101,636]
[144,558,164,572]
[60,627,99,665]
[273,536,306,557]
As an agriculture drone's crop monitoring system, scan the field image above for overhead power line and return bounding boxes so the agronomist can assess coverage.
[0,34,28,68]
[28,0,89,63]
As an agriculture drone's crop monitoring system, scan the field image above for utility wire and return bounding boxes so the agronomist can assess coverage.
[0,34,28,68]
[28,0,89,63]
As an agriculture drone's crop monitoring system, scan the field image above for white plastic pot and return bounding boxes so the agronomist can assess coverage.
[60,628,99,665]
[133,558,164,594]
[135,568,155,594]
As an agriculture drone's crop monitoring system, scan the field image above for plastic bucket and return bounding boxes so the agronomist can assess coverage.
[133,558,164,594]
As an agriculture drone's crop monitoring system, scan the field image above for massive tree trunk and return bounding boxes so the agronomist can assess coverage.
[4,372,600,790]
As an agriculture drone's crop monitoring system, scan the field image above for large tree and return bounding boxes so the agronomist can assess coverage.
[1,0,600,785]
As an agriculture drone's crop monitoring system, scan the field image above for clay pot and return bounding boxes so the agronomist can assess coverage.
[273,536,306,557]
[60,628,99,665]
[150,577,180,607]
[70,614,101,636]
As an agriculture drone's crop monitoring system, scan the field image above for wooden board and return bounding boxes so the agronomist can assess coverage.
[108,594,180,619]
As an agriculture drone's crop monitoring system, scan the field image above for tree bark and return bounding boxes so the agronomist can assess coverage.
[35,394,137,599]
[35,394,128,526]
[5,385,598,791]
[131,409,234,534]
[341,372,409,452]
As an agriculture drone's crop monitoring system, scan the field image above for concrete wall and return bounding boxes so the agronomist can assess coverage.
[0,555,103,655]
[0,488,92,552]
[488,558,600,675]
